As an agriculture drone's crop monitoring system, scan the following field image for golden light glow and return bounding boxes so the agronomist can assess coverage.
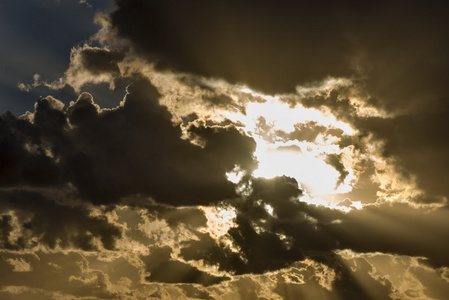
[145,71,387,210]
[222,93,357,204]
[252,138,342,195]
[225,97,355,135]
[199,206,237,240]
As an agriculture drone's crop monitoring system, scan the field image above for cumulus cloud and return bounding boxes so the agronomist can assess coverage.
[6,63,449,275]
[2,78,257,206]
[3,0,449,297]
[5,61,449,299]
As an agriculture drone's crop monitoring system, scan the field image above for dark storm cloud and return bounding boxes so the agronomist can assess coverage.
[170,176,444,296]
[66,79,257,205]
[0,111,61,187]
[1,77,257,206]
[181,176,335,275]
[0,189,120,251]
[109,0,351,94]
[175,176,449,279]
[343,2,449,114]
[225,177,339,272]
[3,1,449,297]
[109,0,449,108]
[107,0,449,205]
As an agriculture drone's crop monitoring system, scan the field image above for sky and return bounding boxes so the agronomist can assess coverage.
[1,0,449,299]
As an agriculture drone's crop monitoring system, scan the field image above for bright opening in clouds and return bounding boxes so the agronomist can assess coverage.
[227,94,357,197]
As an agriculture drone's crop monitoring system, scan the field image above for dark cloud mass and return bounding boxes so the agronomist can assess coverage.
[1,78,257,206]
[110,0,449,109]
[2,0,449,298]
[110,0,353,94]
[0,189,120,251]
[290,85,449,202]
[77,47,125,77]
[108,0,449,202]
[355,111,449,200]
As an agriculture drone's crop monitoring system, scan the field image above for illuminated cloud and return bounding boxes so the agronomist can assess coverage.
[2,0,449,298]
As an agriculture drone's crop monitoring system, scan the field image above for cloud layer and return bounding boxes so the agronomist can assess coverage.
[2,0,449,298]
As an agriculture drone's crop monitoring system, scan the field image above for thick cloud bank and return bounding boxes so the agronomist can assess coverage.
[110,0,449,108]
[1,78,256,206]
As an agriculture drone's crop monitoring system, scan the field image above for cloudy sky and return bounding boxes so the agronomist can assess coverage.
[1,0,449,299]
